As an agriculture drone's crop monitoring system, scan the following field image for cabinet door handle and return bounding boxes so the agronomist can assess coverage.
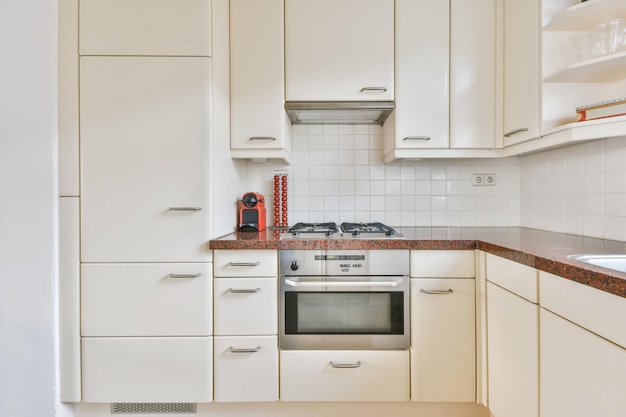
[420,288,453,295]
[227,287,261,294]
[403,136,431,141]
[228,261,261,267]
[249,136,277,141]
[228,346,262,353]
[504,127,528,137]
[330,361,362,368]
[167,273,202,279]
[359,87,387,93]
[169,207,202,211]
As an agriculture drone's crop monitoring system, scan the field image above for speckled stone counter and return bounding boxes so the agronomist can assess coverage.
[209,227,626,298]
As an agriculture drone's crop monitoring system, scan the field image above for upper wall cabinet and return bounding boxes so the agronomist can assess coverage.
[383,0,497,161]
[285,0,394,101]
[230,0,292,163]
[79,0,212,56]
[502,0,541,147]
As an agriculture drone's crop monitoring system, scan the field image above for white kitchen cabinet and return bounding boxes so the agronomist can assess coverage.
[383,0,497,161]
[410,278,475,402]
[79,0,211,56]
[213,249,278,277]
[502,0,541,147]
[486,253,539,417]
[410,250,475,278]
[82,337,213,403]
[540,308,626,417]
[214,278,277,335]
[81,263,212,337]
[285,0,394,102]
[213,335,279,402]
[280,350,409,402]
[230,0,292,163]
[80,56,212,263]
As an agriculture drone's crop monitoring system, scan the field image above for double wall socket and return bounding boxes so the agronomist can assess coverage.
[471,173,496,186]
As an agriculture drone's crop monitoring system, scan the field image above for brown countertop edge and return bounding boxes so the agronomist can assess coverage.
[210,227,626,299]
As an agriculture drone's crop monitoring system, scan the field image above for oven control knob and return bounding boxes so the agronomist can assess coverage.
[290,261,299,271]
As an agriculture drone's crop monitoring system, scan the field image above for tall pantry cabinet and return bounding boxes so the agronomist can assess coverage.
[61,0,215,403]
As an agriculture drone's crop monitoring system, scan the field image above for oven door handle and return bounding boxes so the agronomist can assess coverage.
[284,278,404,287]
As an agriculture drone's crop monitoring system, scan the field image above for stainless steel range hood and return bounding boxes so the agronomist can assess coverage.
[285,101,395,125]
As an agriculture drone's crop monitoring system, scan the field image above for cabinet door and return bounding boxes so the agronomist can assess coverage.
[80,57,211,263]
[285,0,394,101]
[410,278,475,402]
[81,263,212,337]
[82,337,212,403]
[487,282,539,417]
[280,350,409,401]
[540,309,626,417]
[214,278,277,335]
[450,0,496,149]
[386,0,449,150]
[230,0,291,154]
[502,0,541,146]
[214,336,279,402]
[79,0,211,56]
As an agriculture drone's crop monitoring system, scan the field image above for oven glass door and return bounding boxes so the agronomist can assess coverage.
[280,276,409,349]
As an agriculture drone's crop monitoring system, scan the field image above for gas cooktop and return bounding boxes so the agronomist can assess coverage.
[281,222,404,239]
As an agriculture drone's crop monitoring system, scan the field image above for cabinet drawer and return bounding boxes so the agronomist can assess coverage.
[81,264,212,336]
[280,350,409,401]
[82,337,212,403]
[410,250,475,278]
[214,278,277,335]
[214,336,279,402]
[79,0,211,56]
[486,253,538,303]
[540,271,626,349]
[213,250,278,277]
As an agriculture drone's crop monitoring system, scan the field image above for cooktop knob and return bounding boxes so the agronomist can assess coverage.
[290,261,299,271]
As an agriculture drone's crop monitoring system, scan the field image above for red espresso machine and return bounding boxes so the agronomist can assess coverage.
[238,192,266,232]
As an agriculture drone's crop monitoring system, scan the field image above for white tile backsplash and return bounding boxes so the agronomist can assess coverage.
[246,125,521,228]
[520,135,626,241]
[244,126,626,240]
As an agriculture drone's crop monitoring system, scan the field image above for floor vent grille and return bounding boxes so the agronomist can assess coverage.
[111,403,197,414]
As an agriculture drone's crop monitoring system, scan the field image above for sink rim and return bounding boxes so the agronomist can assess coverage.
[567,253,626,274]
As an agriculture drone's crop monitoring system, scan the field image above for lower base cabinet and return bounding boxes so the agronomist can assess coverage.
[280,350,409,401]
[213,336,279,402]
[81,337,213,403]
[540,308,626,417]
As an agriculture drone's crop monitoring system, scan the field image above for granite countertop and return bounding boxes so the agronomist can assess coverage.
[209,227,626,299]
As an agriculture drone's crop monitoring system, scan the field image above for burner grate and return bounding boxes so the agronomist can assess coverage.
[341,222,397,236]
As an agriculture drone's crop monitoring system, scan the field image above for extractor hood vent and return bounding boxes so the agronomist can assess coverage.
[285,101,395,125]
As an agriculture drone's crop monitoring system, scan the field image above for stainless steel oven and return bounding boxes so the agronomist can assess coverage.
[279,249,410,349]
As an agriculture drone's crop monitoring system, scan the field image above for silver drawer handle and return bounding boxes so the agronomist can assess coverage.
[330,361,361,369]
[228,261,261,267]
[169,207,202,211]
[504,127,528,137]
[167,273,202,279]
[420,288,453,295]
[227,288,261,294]
[403,136,431,141]
[249,136,277,141]
[359,87,387,92]
[228,346,262,353]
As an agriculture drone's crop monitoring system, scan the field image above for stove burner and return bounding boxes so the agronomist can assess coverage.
[340,222,397,236]
[288,222,340,237]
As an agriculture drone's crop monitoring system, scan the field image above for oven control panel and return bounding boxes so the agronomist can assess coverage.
[279,250,409,277]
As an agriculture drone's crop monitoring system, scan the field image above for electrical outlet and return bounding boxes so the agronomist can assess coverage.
[471,174,485,185]
[471,173,496,186]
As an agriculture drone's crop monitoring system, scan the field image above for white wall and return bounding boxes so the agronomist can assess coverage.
[0,1,69,416]
[520,135,626,241]
[246,125,521,228]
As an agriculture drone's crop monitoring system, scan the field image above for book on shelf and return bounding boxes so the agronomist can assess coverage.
[576,97,626,122]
